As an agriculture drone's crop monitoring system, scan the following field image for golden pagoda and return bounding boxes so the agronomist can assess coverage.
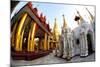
[49,18,60,50]
[53,18,60,41]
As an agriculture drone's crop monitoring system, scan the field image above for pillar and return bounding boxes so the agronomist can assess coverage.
[15,13,27,51]
[48,36,50,50]
[28,22,36,52]
[19,28,24,51]
[62,37,67,58]
[58,36,63,57]
[30,22,36,52]
[44,33,47,51]
[11,21,17,47]
[80,34,84,56]
[67,35,72,60]
[50,39,53,49]
[80,33,88,57]
[92,32,95,51]
[84,33,88,56]
[28,29,31,51]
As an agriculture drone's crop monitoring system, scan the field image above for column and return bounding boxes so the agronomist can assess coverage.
[71,35,75,57]
[92,32,95,51]
[80,33,87,57]
[59,38,63,57]
[11,21,17,47]
[67,36,71,59]
[51,41,53,49]
[80,34,84,56]
[44,33,47,51]
[30,22,36,52]
[19,28,24,51]
[84,33,88,56]
[15,13,27,51]
[66,35,71,60]
[28,28,31,52]
[28,22,36,52]
[63,37,67,58]
[47,36,50,50]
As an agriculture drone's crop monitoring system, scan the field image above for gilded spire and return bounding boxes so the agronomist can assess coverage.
[53,18,60,36]
[86,8,94,22]
[54,18,57,30]
[87,14,93,23]
[62,14,67,28]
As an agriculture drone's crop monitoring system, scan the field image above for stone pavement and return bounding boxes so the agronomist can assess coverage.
[11,52,95,66]
[69,53,95,63]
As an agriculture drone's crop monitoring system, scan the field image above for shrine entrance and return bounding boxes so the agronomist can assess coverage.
[87,33,93,55]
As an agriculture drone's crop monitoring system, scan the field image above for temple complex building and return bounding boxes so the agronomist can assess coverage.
[54,9,95,60]
[57,15,74,60]
[73,10,95,57]
[11,2,52,60]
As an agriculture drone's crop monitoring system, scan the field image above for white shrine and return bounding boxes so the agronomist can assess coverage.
[55,8,95,60]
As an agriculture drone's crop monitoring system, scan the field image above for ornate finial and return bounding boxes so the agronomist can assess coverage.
[62,14,64,17]
[74,16,80,21]
[55,18,57,22]
[27,2,32,7]
[76,10,83,21]
[74,15,80,25]
[44,16,46,21]
[62,14,67,28]
[74,10,82,25]
[40,13,43,17]
[54,18,57,27]
[53,18,59,32]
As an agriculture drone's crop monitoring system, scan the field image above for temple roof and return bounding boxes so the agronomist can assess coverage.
[11,2,51,35]
[27,2,51,32]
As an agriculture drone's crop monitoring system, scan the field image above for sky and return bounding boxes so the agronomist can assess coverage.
[11,1,95,34]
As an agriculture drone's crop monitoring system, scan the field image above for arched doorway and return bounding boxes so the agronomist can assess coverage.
[87,33,93,55]
[76,38,80,45]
